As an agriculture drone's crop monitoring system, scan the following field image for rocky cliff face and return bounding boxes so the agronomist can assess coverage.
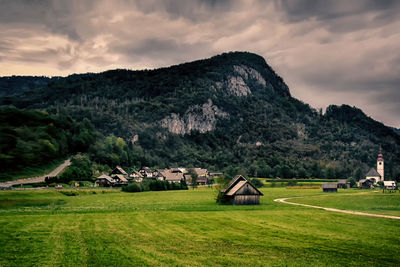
[215,64,269,96]
[160,99,229,135]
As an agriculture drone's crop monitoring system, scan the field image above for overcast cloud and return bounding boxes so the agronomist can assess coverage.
[0,0,399,127]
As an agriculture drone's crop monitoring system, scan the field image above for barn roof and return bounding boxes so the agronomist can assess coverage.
[193,168,208,176]
[224,175,247,192]
[337,179,348,184]
[111,166,128,175]
[158,170,183,181]
[129,171,143,178]
[114,174,128,182]
[97,174,114,182]
[141,167,153,172]
[224,176,263,196]
[365,168,380,177]
[322,183,338,189]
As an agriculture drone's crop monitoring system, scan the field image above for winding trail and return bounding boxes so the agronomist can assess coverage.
[0,159,71,188]
[274,196,400,220]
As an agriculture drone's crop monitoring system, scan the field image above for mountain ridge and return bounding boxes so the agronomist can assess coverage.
[1,51,399,180]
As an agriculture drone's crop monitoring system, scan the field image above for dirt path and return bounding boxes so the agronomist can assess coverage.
[274,196,400,220]
[0,159,71,188]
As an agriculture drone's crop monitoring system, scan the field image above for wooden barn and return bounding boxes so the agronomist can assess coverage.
[220,175,263,205]
[322,183,338,192]
[337,179,350,189]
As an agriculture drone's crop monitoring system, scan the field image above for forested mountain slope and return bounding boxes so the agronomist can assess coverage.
[1,52,400,180]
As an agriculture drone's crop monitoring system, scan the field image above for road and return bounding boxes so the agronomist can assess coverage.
[274,196,400,220]
[0,159,71,188]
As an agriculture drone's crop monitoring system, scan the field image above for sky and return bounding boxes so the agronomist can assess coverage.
[0,0,399,127]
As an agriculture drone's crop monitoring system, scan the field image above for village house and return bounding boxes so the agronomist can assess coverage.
[129,171,144,182]
[112,174,128,185]
[322,183,338,192]
[194,168,209,185]
[139,167,154,178]
[156,169,184,183]
[95,174,115,187]
[110,166,128,176]
[208,170,223,178]
[109,166,129,185]
[219,175,263,205]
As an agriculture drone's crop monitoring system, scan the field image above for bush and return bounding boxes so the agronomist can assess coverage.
[58,191,78,196]
[287,180,297,186]
[122,180,188,193]
[122,182,142,192]
[250,179,264,188]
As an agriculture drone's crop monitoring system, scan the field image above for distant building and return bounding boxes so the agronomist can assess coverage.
[139,167,154,178]
[363,147,384,185]
[129,171,144,182]
[95,174,115,187]
[383,181,397,190]
[110,166,128,176]
[322,183,338,192]
[358,179,374,189]
[219,175,263,205]
[337,179,350,189]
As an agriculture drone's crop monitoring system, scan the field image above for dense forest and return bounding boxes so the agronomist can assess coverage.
[1,52,400,181]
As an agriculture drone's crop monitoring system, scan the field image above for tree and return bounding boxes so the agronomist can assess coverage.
[187,168,198,189]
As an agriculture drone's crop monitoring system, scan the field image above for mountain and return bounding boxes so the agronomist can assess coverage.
[0,76,59,97]
[391,127,400,136]
[1,52,400,180]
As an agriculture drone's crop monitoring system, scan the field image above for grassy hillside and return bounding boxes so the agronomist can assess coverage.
[0,107,99,181]
[0,188,399,266]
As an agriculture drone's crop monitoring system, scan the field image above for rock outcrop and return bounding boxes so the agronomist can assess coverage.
[216,64,268,96]
[160,99,229,135]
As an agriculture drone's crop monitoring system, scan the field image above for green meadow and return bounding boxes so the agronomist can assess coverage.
[0,188,399,266]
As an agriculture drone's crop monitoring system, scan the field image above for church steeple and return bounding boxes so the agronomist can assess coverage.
[377,146,384,181]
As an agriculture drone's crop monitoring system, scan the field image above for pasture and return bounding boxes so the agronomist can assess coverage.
[0,187,399,266]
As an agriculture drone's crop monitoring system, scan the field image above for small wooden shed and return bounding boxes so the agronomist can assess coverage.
[220,175,263,205]
[337,179,350,189]
[322,183,338,192]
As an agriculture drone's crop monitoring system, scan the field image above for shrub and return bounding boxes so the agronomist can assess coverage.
[122,182,142,192]
[287,180,297,186]
[58,191,78,196]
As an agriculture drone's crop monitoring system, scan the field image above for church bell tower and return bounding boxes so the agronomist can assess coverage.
[377,146,384,181]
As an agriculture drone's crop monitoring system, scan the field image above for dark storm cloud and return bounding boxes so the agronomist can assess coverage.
[0,0,399,127]
[275,0,400,22]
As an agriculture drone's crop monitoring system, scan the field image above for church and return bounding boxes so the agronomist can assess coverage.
[359,147,384,187]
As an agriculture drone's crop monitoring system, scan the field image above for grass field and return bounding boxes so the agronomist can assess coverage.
[0,187,399,266]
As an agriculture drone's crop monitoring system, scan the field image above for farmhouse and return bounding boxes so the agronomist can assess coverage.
[113,174,128,185]
[322,183,338,192]
[110,166,128,176]
[95,174,115,187]
[139,167,154,178]
[129,171,143,182]
[220,175,263,205]
[156,169,184,183]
